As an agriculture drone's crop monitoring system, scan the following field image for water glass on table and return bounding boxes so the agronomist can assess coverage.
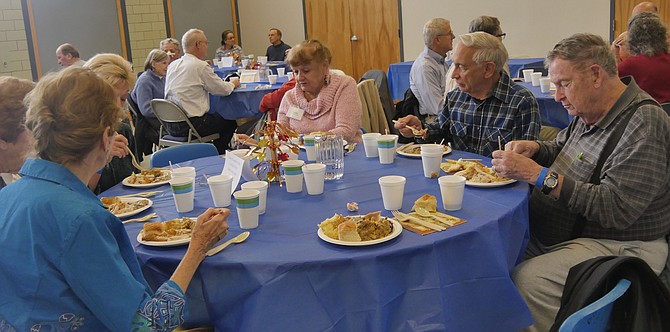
[241,180,268,214]
[303,134,317,161]
[207,174,233,207]
[362,132,381,158]
[170,176,195,213]
[302,163,326,195]
[438,175,466,211]
[281,160,305,193]
[377,134,398,164]
[420,144,443,178]
[315,134,344,180]
[378,175,406,210]
[233,189,260,229]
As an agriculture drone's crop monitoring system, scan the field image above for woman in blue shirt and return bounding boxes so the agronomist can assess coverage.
[0,67,230,331]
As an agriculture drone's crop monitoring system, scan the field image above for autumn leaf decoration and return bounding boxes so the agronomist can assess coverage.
[252,120,300,184]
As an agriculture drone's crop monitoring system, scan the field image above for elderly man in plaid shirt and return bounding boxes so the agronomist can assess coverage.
[396,31,540,157]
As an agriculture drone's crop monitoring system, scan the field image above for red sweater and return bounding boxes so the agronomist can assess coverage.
[618,52,670,103]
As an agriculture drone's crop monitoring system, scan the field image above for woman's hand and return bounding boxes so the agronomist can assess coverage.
[108,133,129,162]
[234,134,258,148]
[394,115,424,138]
[189,208,230,257]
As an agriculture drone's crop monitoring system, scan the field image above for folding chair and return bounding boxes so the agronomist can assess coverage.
[150,99,220,149]
[558,279,631,332]
[149,143,219,168]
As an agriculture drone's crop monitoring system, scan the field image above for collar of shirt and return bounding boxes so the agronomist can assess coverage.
[591,76,641,131]
[424,47,447,65]
[19,158,102,207]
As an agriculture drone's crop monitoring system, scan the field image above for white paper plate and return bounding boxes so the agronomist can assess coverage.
[466,179,517,187]
[317,218,402,246]
[396,143,452,158]
[122,170,171,188]
[107,197,153,218]
[137,231,191,247]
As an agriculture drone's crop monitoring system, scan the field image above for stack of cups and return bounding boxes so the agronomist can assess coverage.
[378,175,406,210]
[531,72,543,86]
[420,144,443,178]
[207,174,233,207]
[438,175,466,211]
[241,181,268,214]
[362,133,381,158]
[281,160,305,193]
[233,189,260,229]
[302,163,326,195]
[303,134,316,161]
[377,134,398,164]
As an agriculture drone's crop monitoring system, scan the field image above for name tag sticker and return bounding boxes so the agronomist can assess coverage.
[287,106,304,121]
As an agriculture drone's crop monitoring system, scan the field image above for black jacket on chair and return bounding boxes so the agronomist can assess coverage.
[550,255,670,332]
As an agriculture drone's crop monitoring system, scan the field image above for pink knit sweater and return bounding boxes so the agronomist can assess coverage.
[277,73,363,143]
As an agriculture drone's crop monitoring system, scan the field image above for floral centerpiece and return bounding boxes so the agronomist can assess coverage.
[252,121,300,185]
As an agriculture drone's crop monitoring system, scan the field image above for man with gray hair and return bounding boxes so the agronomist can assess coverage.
[409,18,454,124]
[397,32,540,157]
[160,37,182,65]
[491,33,670,331]
[164,28,240,152]
[56,43,85,67]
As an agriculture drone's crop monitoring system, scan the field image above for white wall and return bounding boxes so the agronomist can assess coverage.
[237,0,305,59]
[236,0,611,63]
[401,0,611,60]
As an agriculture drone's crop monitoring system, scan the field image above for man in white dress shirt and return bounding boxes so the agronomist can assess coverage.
[165,28,240,152]
[56,43,85,68]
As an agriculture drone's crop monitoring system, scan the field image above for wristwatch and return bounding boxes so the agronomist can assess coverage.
[541,171,559,195]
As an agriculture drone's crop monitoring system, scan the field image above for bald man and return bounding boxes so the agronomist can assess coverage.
[56,43,85,67]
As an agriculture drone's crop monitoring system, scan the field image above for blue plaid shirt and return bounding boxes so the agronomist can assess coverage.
[428,72,540,157]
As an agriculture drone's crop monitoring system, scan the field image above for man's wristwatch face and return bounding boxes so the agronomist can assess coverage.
[542,171,559,194]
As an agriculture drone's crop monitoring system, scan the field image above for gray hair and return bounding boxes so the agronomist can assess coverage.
[627,12,668,56]
[143,49,169,72]
[468,16,502,36]
[159,38,181,53]
[545,33,618,76]
[456,32,508,73]
[57,43,80,58]
[422,18,450,46]
[182,29,205,51]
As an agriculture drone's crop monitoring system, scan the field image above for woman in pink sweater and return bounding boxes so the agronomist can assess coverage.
[278,40,362,143]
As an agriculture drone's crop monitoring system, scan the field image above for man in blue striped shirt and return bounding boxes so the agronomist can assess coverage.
[397,32,540,157]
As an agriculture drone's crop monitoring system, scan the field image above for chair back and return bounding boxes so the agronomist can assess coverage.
[150,99,220,148]
[150,143,219,168]
[359,70,395,129]
[558,279,631,332]
[151,99,191,124]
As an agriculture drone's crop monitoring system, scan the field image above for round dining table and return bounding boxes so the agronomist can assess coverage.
[102,146,533,331]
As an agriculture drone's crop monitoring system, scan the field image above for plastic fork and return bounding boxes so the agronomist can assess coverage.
[126,145,146,171]
[390,210,445,231]
[117,191,163,198]
[122,213,157,224]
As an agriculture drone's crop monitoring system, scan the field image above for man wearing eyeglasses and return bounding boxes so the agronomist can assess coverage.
[409,18,454,125]
[397,32,540,158]
[164,28,241,153]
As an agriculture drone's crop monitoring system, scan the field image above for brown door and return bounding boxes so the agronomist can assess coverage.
[305,0,400,80]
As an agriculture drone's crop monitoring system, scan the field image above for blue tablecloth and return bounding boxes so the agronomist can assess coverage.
[387,58,545,101]
[208,80,286,120]
[517,81,573,129]
[213,61,291,78]
[103,148,533,331]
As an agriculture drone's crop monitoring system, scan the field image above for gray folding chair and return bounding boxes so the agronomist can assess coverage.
[150,99,220,149]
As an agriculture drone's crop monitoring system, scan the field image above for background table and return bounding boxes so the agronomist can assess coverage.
[208,80,286,120]
[104,148,533,331]
[386,58,545,100]
[517,81,573,129]
[213,61,291,78]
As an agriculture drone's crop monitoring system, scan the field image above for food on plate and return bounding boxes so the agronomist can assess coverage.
[398,144,450,155]
[318,211,393,242]
[337,220,361,242]
[440,159,511,183]
[412,194,437,212]
[141,217,194,242]
[126,169,170,184]
[346,202,359,212]
[101,196,150,215]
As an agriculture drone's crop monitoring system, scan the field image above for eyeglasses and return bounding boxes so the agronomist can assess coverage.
[496,33,507,40]
[198,40,209,46]
[438,31,455,38]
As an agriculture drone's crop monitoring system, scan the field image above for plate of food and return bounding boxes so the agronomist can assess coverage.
[317,211,402,246]
[101,196,153,219]
[137,217,194,247]
[122,169,171,188]
[441,159,517,187]
[396,143,452,158]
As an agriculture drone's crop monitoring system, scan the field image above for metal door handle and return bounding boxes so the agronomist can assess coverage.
[351,35,358,41]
